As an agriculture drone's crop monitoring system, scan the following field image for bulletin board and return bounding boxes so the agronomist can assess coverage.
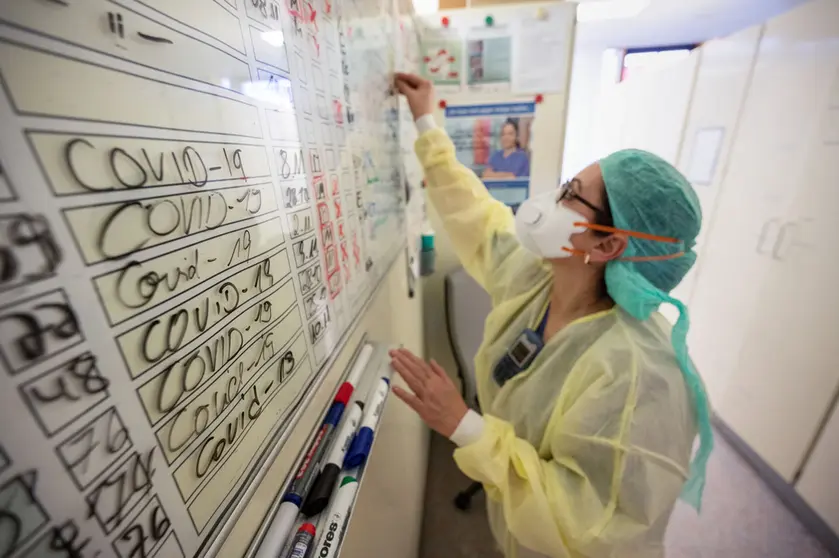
[411,2,576,200]
[0,0,412,557]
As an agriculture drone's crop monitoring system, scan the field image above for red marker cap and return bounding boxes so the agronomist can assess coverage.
[334,382,354,405]
[441,16,450,27]
[299,523,316,536]
[438,100,447,109]
[535,94,544,103]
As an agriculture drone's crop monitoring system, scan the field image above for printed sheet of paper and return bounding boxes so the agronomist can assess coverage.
[511,4,575,94]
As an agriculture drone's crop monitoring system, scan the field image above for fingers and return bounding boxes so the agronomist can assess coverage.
[394,79,413,96]
[397,348,427,370]
[390,353,426,395]
[392,385,422,414]
[394,72,424,88]
[430,359,448,379]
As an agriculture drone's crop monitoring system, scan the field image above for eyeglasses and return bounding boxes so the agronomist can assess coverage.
[557,179,605,218]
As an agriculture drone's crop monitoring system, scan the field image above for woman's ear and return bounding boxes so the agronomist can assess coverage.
[588,234,628,264]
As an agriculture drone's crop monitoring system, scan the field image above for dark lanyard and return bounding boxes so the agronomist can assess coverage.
[535,306,550,339]
[492,305,550,387]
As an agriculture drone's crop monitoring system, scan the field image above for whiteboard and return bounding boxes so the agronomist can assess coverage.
[0,0,409,556]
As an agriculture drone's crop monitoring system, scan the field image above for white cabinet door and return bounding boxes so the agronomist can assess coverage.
[797,401,839,535]
[714,0,839,481]
[686,24,803,408]
[670,25,763,316]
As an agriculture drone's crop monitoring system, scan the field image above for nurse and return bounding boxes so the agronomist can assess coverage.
[483,119,530,179]
[390,72,713,558]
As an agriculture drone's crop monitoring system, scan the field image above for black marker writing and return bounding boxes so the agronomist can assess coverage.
[194,384,263,479]
[227,228,252,267]
[64,139,244,192]
[28,353,108,404]
[0,301,79,365]
[62,408,129,479]
[96,191,230,260]
[116,503,169,558]
[48,520,97,558]
[86,449,155,533]
[292,237,319,267]
[154,327,244,414]
[298,264,323,295]
[309,307,332,344]
[0,471,44,558]
[0,214,62,291]
[284,184,310,209]
[114,249,200,311]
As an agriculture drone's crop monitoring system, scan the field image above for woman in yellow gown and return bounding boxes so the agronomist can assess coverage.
[388,73,713,558]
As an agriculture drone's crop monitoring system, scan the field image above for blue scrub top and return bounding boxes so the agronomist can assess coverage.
[488,149,530,177]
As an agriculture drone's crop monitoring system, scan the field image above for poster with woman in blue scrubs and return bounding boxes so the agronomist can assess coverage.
[444,102,534,211]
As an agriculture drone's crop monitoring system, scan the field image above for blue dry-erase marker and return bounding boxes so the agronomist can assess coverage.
[343,377,389,469]
[302,400,365,517]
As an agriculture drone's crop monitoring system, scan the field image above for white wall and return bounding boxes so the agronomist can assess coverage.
[561,47,607,181]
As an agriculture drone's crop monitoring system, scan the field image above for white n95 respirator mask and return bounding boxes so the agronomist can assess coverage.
[515,191,589,259]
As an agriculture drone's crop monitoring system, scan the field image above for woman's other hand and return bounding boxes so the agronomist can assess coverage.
[389,348,468,438]
[394,73,435,120]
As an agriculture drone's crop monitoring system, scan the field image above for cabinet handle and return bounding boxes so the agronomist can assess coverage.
[772,222,797,261]
[137,32,174,44]
[756,218,781,255]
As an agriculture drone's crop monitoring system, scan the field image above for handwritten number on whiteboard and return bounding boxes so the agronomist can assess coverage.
[108,12,125,39]
[226,229,252,266]
[119,504,169,558]
[29,353,109,404]
[0,214,62,289]
[49,520,96,558]
[1,302,79,364]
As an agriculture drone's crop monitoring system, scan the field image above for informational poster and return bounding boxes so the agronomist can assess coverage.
[419,28,463,90]
[466,28,512,91]
[444,102,536,210]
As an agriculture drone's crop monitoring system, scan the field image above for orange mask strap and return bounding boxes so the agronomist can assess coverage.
[562,223,686,262]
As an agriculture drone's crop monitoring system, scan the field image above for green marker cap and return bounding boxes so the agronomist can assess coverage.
[340,475,358,487]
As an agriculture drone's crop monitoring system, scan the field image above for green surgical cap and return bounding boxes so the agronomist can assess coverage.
[601,148,702,292]
[600,148,713,512]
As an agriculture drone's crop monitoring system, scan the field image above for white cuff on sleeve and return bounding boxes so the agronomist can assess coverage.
[415,114,437,134]
[449,409,485,447]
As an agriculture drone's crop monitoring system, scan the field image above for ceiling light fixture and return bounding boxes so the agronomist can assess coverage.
[577,0,652,22]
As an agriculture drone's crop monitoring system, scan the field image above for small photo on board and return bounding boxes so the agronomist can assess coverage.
[444,102,535,210]
[466,35,511,87]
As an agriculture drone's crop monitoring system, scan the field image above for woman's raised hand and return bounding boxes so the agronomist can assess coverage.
[389,348,468,439]
[394,72,435,121]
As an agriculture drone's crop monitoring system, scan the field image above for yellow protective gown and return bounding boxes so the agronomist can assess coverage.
[417,127,697,558]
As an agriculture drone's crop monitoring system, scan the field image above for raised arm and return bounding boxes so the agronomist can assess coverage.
[395,73,520,296]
